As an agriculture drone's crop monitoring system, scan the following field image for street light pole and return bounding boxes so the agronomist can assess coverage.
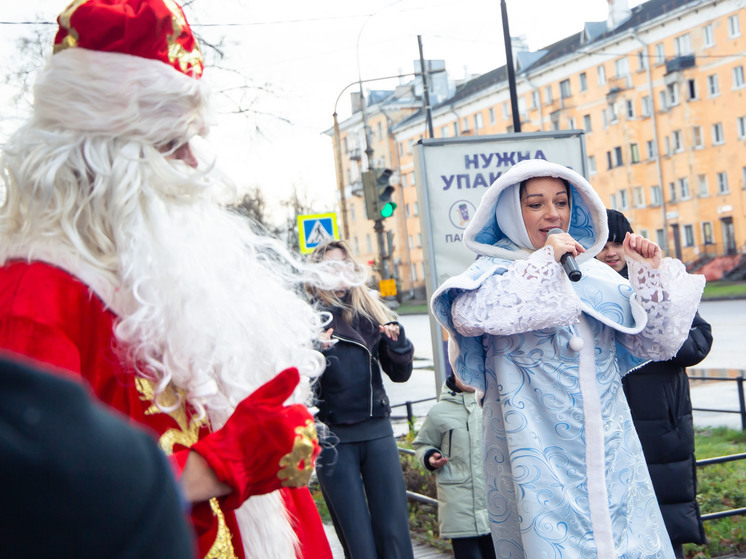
[500,0,521,132]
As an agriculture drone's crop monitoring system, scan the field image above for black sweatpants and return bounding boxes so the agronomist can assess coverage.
[451,534,496,559]
[316,435,414,559]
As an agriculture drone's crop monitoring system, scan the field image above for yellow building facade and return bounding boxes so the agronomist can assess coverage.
[329,0,746,297]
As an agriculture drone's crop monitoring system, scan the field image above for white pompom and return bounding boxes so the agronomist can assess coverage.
[569,336,584,352]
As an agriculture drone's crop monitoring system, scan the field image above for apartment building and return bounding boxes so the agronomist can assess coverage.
[329,0,746,297]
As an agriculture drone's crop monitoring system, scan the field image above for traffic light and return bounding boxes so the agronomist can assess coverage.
[362,168,396,220]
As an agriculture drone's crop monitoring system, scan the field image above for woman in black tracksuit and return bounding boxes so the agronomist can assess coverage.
[309,240,415,559]
[598,210,714,559]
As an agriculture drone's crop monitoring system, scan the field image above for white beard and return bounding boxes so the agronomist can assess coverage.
[0,168,326,558]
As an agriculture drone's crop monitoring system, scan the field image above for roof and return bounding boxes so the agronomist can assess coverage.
[433,0,702,110]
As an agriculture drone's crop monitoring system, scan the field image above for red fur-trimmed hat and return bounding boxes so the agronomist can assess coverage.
[53,0,204,78]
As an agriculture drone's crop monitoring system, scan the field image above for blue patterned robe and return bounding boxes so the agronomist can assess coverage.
[431,160,704,559]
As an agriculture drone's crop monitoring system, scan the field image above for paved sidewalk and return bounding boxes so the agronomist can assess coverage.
[323,523,451,559]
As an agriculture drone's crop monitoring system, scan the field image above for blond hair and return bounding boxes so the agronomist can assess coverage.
[309,240,395,326]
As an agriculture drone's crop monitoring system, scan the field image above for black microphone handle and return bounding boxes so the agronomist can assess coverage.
[547,227,583,282]
[560,253,582,282]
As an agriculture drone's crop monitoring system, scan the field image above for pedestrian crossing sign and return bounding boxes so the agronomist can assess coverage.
[297,213,339,254]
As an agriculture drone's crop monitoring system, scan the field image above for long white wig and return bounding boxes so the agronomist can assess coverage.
[0,48,328,558]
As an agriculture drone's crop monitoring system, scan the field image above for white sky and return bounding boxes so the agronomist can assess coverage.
[0,0,644,220]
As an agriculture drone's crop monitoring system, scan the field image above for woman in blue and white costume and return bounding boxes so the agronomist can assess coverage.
[431,159,705,559]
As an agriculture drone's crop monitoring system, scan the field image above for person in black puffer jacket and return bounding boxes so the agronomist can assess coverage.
[597,209,713,559]
[309,240,415,559]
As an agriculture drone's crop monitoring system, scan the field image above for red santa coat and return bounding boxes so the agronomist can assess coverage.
[0,260,331,559]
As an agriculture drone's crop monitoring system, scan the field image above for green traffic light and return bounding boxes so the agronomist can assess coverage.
[380,202,397,218]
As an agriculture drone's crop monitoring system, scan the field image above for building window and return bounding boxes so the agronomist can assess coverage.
[531,90,540,108]
[402,174,408,188]
[728,14,741,38]
[717,171,729,193]
[707,74,720,96]
[687,79,698,100]
[667,83,680,106]
[474,113,483,130]
[502,102,509,120]
[659,90,668,111]
[544,86,553,104]
[462,118,469,131]
[597,65,606,85]
[698,174,708,196]
[683,225,695,247]
[637,50,647,71]
[703,23,714,47]
[568,117,576,130]
[353,237,360,254]
[606,151,613,170]
[669,182,677,202]
[405,204,411,218]
[551,112,561,131]
[614,57,630,78]
[651,185,662,206]
[673,130,684,152]
[633,186,646,207]
[619,189,629,209]
[610,193,617,210]
[630,143,640,163]
[413,202,419,215]
[583,114,592,132]
[655,43,665,64]
[712,123,724,145]
[641,95,651,117]
[579,72,588,91]
[678,177,690,199]
[743,166,746,189]
[664,136,671,156]
[674,33,692,56]
[656,229,666,248]
[440,125,449,138]
[408,235,414,250]
[702,222,714,244]
[366,234,373,253]
[417,234,422,247]
[692,126,703,148]
[738,116,746,139]
[489,107,495,124]
[588,155,597,174]
[626,100,635,119]
[733,66,745,89]
[646,140,656,159]
[411,263,418,282]
[453,122,459,136]
[560,79,572,98]
[614,146,623,167]
[608,103,619,124]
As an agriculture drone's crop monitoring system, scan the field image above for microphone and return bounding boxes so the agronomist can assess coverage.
[547,228,582,282]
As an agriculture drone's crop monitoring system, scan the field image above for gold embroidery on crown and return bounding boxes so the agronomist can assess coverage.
[134,378,236,558]
[53,0,89,54]
[278,419,318,487]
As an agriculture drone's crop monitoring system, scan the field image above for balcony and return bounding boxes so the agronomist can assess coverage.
[665,55,696,74]
[348,148,362,162]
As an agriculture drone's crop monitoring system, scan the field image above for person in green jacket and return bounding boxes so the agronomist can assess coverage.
[413,374,496,559]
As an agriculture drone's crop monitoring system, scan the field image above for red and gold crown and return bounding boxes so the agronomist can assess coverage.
[53,0,204,79]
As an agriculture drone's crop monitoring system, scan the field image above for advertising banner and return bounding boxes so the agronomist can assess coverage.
[414,130,587,385]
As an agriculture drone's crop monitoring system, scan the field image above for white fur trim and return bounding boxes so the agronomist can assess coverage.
[463,159,609,262]
[576,316,615,556]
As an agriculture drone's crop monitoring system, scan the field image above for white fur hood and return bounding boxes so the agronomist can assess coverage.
[463,158,608,263]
